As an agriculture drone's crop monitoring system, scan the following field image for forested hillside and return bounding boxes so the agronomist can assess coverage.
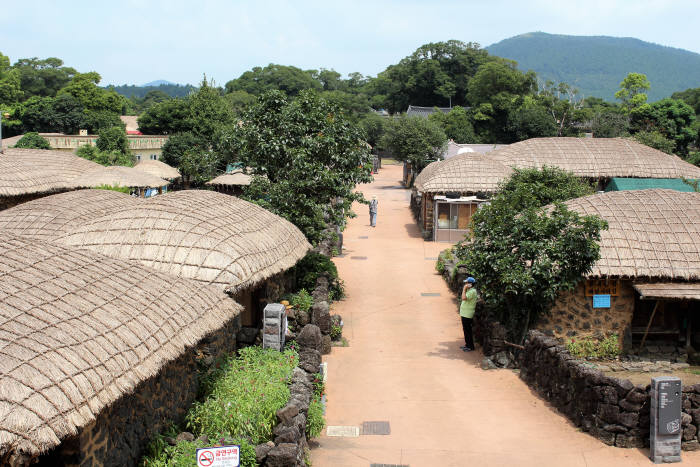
[108,82,196,99]
[487,32,700,101]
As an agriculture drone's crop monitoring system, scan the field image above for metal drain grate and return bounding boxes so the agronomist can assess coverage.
[326,426,360,437]
[361,421,391,435]
[424,257,438,260]
[420,292,441,297]
[350,256,368,260]
[370,464,409,467]
[358,236,369,239]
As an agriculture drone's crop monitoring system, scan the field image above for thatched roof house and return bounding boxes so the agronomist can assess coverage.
[0,190,311,295]
[0,148,102,209]
[489,137,700,179]
[206,169,253,188]
[414,152,513,194]
[133,159,180,180]
[0,190,138,242]
[0,232,241,464]
[67,166,169,190]
[540,190,700,353]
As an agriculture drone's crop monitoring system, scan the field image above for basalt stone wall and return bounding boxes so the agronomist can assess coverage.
[520,330,700,451]
[538,281,635,346]
[38,314,242,467]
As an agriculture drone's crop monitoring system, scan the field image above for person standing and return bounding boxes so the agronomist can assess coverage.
[369,196,378,227]
[459,277,477,351]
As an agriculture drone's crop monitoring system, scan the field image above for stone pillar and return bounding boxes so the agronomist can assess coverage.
[263,303,286,351]
[650,376,682,463]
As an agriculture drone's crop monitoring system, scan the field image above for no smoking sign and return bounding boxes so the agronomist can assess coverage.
[196,445,240,467]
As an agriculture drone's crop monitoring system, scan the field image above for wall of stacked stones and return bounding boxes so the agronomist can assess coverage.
[38,315,242,467]
[520,330,700,451]
[538,281,635,346]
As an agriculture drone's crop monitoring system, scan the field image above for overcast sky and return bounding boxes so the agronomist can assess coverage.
[2,0,699,86]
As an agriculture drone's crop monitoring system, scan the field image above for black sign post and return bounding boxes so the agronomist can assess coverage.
[650,376,682,463]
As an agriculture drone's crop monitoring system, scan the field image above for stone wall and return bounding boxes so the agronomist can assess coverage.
[520,330,700,451]
[537,281,635,346]
[37,314,242,467]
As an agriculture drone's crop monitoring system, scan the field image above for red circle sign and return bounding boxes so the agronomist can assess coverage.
[199,450,215,466]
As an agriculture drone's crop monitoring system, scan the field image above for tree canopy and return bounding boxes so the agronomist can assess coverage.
[215,90,372,244]
[14,132,50,149]
[381,115,447,173]
[454,167,606,343]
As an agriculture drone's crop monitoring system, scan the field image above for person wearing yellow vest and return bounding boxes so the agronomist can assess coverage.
[459,277,477,352]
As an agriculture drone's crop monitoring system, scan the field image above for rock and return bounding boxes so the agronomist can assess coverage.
[273,424,301,443]
[277,404,300,426]
[603,424,628,433]
[624,389,648,405]
[296,309,310,327]
[594,386,618,404]
[494,351,511,368]
[682,440,700,451]
[255,442,275,464]
[321,335,332,355]
[616,432,645,448]
[264,443,298,467]
[312,301,331,334]
[165,437,177,446]
[237,327,259,345]
[619,399,642,412]
[312,288,329,302]
[297,325,322,352]
[682,423,697,441]
[481,357,498,370]
[618,412,639,428]
[197,435,209,445]
[292,367,313,385]
[299,348,322,374]
[292,412,307,435]
[681,412,693,427]
[597,404,620,424]
[176,432,195,442]
[690,408,700,425]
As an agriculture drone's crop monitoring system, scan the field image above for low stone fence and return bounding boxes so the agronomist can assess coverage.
[256,324,324,466]
[520,330,700,451]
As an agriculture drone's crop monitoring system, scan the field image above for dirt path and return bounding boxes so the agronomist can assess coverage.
[310,164,699,467]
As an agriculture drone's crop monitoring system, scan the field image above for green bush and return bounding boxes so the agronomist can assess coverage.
[293,252,344,301]
[291,289,313,312]
[14,132,50,150]
[141,435,256,467]
[567,334,621,359]
[330,323,342,340]
[306,397,325,439]
[95,184,131,194]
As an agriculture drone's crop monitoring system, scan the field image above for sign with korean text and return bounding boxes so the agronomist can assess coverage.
[585,279,620,297]
[196,445,240,467]
[593,294,611,308]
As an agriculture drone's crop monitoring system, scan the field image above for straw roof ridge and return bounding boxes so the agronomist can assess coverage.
[206,169,253,187]
[0,232,241,458]
[133,159,181,180]
[53,190,311,292]
[563,189,700,280]
[0,190,139,241]
[414,152,513,193]
[489,137,700,179]
[0,148,102,197]
[68,165,169,189]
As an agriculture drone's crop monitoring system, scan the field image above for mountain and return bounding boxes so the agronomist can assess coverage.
[486,32,700,101]
[142,80,174,87]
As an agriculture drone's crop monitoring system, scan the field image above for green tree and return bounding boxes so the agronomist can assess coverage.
[160,132,210,185]
[591,107,629,137]
[225,90,256,115]
[225,64,321,96]
[96,126,129,154]
[58,72,125,113]
[358,112,386,149]
[188,77,235,140]
[428,106,477,143]
[381,115,447,173]
[76,145,134,166]
[216,90,373,244]
[0,53,23,104]
[632,130,676,154]
[615,72,650,111]
[137,98,190,134]
[507,101,557,140]
[453,167,606,343]
[630,98,696,155]
[12,56,76,99]
[14,131,50,149]
[672,87,700,115]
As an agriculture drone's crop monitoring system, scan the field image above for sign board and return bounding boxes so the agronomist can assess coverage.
[650,376,682,463]
[658,380,682,436]
[585,279,620,297]
[196,446,240,467]
[592,294,611,308]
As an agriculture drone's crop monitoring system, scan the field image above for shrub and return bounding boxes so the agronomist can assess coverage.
[293,252,344,301]
[306,397,325,439]
[14,132,50,150]
[291,289,313,313]
[567,334,620,359]
[330,323,342,341]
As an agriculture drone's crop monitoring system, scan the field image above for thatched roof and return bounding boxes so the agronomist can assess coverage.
[0,148,102,197]
[0,190,139,242]
[0,232,241,459]
[633,282,700,300]
[133,159,181,180]
[564,189,700,280]
[68,165,169,189]
[206,169,253,187]
[54,190,311,293]
[490,137,700,179]
[414,152,513,194]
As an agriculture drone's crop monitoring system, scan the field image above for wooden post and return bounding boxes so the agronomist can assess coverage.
[639,301,660,352]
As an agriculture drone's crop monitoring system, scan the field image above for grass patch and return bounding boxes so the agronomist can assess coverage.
[142,346,298,467]
[567,334,621,360]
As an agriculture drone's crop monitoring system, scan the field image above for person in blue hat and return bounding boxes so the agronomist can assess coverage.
[459,277,477,351]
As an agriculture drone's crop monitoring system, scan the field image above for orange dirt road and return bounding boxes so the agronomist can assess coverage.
[309,164,699,467]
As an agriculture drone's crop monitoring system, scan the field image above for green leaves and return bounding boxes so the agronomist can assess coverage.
[454,168,607,342]
[381,115,447,172]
